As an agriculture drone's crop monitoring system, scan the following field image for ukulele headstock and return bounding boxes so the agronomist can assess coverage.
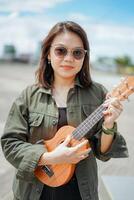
[110,76,134,101]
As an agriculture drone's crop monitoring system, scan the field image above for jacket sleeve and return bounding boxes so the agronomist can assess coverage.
[89,82,129,161]
[1,87,46,182]
[90,118,129,162]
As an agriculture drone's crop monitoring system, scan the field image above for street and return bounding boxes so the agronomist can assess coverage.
[0,63,134,199]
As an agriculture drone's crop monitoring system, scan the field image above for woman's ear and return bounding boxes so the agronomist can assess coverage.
[48,53,51,61]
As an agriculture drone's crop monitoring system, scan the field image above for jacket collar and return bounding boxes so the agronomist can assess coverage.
[74,76,83,88]
[38,77,83,94]
[38,87,52,94]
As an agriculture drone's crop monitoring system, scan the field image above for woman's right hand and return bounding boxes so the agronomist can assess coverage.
[39,135,91,165]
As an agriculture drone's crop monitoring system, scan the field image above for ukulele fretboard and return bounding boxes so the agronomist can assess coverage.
[72,104,106,140]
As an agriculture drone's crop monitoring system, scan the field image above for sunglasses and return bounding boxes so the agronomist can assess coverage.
[51,45,87,60]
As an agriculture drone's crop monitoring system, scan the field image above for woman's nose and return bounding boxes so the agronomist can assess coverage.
[63,51,74,62]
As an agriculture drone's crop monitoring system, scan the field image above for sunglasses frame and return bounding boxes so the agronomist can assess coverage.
[50,45,87,60]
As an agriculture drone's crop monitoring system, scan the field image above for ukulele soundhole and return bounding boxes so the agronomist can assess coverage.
[59,138,71,147]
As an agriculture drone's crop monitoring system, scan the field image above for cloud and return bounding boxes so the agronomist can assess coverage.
[68,12,87,21]
[0,16,58,54]
[0,9,134,61]
[89,24,134,41]
[0,0,72,54]
[66,12,134,59]
[0,0,71,13]
[85,23,134,60]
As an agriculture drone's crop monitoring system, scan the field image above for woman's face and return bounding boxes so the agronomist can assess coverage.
[48,31,86,80]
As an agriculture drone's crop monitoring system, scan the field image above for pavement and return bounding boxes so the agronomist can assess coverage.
[0,63,134,199]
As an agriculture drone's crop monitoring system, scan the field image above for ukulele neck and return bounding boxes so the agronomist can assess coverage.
[72,104,106,140]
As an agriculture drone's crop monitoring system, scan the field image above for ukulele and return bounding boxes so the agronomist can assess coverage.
[34,76,134,187]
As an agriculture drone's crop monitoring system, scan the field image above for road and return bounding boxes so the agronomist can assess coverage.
[0,63,134,199]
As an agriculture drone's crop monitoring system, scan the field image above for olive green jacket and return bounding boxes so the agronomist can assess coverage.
[1,80,128,200]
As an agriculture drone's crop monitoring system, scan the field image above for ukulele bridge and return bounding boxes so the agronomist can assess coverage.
[41,165,54,177]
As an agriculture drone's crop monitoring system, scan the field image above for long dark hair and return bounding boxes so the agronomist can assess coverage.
[36,21,92,88]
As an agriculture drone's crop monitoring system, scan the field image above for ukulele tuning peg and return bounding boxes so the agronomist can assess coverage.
[120,77,125,82]
[118,89,122,95]
[130,86,134,92]
[126,97,130,102]
[120,76,125,81]
[120,77,129,88]
[113,84,117,88]
[121,94,130,102]
[113,84,118,89]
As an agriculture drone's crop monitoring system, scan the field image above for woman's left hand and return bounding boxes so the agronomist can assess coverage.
[103,94,123,128]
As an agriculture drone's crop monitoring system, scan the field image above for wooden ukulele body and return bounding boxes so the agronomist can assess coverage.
[34,125,89,187]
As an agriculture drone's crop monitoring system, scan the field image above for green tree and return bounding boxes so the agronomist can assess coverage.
[114,55,133,73]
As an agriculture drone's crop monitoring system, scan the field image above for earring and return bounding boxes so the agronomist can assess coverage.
[48,60,51,64]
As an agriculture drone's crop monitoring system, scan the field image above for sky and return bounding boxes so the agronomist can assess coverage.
[0,0,134,61]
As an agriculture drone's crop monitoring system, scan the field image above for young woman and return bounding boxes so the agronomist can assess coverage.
[1,21,128,200]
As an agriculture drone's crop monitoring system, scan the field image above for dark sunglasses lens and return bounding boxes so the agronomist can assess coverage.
[54,47,67,57]
[73,49,85,59]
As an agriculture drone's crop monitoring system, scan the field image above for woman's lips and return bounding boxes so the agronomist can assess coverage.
[61,65,74,70]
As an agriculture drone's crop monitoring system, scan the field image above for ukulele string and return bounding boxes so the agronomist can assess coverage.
[72,104,106,140]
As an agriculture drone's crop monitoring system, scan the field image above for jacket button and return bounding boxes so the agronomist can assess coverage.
[36,188,41,193]
[52,119,58,126]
